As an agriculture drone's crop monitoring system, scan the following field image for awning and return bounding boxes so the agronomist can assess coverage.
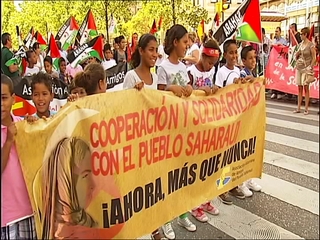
[261,11,288,22]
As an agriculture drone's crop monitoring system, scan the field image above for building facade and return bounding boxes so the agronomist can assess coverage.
[193,0,319,35]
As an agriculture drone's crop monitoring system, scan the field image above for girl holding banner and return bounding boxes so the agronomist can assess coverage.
[187,39,221,222]
[157,24,195,240]
[123,33,165,240]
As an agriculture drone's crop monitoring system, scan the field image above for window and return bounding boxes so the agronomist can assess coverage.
[298,15,305,24]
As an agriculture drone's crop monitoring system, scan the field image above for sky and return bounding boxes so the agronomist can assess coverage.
[14,0,23,11]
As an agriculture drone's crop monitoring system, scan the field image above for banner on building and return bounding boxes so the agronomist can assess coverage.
[265,46,319,99]
[16,79,266,239]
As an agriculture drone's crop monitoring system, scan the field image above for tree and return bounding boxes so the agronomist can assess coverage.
[120,0,208,38]
[2,0,207,49]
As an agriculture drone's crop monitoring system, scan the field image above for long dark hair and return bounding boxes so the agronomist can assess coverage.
[131,34,157,69]
[164,24,188,55]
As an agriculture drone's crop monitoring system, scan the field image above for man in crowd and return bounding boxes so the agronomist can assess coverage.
[272,27,288,46]
[1,33,19,78]
[271,27,287,99]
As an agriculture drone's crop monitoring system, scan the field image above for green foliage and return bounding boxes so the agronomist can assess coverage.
[2,0,208,49]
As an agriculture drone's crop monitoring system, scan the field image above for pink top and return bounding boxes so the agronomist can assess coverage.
[66,64,83,78]
[1,115,33,227]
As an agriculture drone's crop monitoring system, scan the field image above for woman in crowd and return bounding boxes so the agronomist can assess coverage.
[294,27,316,115]
[183,32,200,67]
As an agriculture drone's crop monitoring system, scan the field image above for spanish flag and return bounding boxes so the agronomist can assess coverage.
[197,19,205,40]
[12,96,36,117]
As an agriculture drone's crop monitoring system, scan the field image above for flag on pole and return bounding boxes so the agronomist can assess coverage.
[213,0,251,45]
[76,9,99,46]
[23,27,34,48]
[47,34,62,71]
[109,14,117,34]
[67,36,104,68]
[236,0,262,43]
[309,24,315,42]
[197,19,205,40]
[158,17,163,32]
[288,29,300,69]
[55,16,80,51]
[150,19,157,35]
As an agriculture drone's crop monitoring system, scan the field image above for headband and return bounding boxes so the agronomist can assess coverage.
[202,47,220,57]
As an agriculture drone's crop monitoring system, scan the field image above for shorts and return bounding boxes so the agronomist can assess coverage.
[1,216,36,240]
[296,69,314,86]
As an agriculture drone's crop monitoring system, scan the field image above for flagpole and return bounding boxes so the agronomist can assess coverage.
[104,0,110,43]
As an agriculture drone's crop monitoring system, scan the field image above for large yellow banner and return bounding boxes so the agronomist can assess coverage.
[16,79,266,239]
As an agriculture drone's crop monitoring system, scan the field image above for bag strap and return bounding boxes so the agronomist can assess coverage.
[223,71,239,87]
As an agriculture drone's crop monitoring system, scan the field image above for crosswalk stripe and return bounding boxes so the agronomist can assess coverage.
[266,131,319,153]
[254,174,319,215]
[267,101,319,111]
[266,117,319,134]
[138,100,318,240]
[208,199,303,239]
[266,107,320,121]
[264,150,319,179]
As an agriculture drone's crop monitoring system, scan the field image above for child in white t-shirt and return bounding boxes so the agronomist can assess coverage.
[157,24,195,240]
[187,39,221,223]
[101,43,117,70]
[123,33,164,240]
[123,34,158,90]
[24,50,40,76]
[215,39,247,205]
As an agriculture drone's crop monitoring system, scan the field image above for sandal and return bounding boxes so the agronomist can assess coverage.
[151,230,166,240]
[304,110,309,115]
[293,110,301,113]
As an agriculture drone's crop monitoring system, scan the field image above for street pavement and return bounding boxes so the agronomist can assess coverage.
[139,97,319,240]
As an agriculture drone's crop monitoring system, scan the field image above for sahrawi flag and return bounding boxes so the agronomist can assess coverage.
[5,46,28,75]
[288,29,299,68]
[213,0,251,45]
[109,14,118,34]
[30,31,48,50]
[47,34,62,71]
[67,35,103,68]
[55,16,79,51]
[236,0,262,43]
[76,9,98,46]
[23,27,35,48]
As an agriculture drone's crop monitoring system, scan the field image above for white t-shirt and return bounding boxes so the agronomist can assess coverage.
[185,43,200,67]
[157,59,189,87]
[123,70,158,90]
[155,44,167,66]
[24,66,40,76]
[187,65,215,89]
[102,59,117,70]
[35,55,44,71]
[215,65,240,88]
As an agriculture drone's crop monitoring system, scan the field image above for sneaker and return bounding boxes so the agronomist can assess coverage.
[238,183,253,197]
[271,93,276,99]
[246,179,262,192]
[218,193,233,205]
[177,217,197,232]
[161,223,175,240]
[202,202,219,215]
[151,229,167,240]
[229,187,245,199]
[191,208,208,222]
